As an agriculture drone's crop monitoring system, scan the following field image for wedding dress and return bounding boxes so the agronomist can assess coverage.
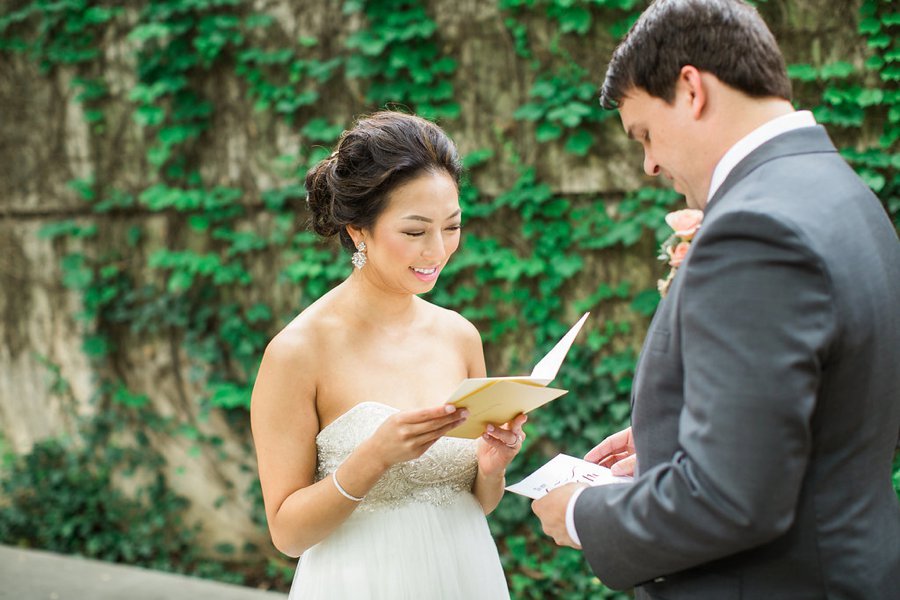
[288,401,511,599]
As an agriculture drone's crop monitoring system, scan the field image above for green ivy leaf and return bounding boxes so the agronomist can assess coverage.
[39,221,97,240]
[536,121,563,141]
[83,335,110,358]
[858,88,884,106]
[346,30,387,56]
[133,104,165,127]
[548,101,591,127]
[554,254,584,277]
[343,0,364,14]
[866,55,886,70]
[188,215,210,231]
[530,79,558,99]
[556,7,592,34]
[609,12,640,38]
[113,385,149,408]
[787,63,818,82]
[67,177,95,201]
[207,382,252,410]
[61,254,93,290]
[128,23,171,43]
[868,33,891,49]
[245,303,273,324]
[301,118,345,142]
[514,103,544,121]
[630,289,661,316]
[244,13,274,29]
[168,270,194,293]
[858,168,887,192]
[564,130,595,156]
[858,16,881,34]
[463,149,495,168]
[881,64,900,81]
[820,61,855,79]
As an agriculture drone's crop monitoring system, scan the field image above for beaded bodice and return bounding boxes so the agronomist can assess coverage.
[315,402,479,512]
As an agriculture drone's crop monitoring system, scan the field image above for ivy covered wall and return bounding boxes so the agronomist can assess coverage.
[0,0,896,596]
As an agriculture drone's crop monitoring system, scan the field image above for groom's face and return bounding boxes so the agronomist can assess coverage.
[618,86,706,209]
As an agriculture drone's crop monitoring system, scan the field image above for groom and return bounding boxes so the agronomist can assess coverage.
[532,0,900,598]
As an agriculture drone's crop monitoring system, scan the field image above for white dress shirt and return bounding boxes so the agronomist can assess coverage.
[707,110,816,203]
[564,110,818,547]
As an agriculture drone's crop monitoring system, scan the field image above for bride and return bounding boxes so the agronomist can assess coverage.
[251,111,524,599]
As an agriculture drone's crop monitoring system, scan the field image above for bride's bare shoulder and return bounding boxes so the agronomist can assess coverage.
[418,298,482,347]
[264,291,345,368]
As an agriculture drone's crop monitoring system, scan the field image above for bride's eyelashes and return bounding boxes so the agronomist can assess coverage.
[402,224,463,238]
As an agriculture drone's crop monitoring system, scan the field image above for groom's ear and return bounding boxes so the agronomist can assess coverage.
[678,65,708,120]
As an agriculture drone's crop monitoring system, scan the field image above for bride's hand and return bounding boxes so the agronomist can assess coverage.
[476,413,527,478]
[363,404,469,469]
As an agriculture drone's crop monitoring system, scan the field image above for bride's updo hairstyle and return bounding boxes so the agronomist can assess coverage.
[305,111,462,252]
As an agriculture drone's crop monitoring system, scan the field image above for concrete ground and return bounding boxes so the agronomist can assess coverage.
[0,545,288,600]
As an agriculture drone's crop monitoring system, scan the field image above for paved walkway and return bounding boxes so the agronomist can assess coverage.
[0,545,288,600]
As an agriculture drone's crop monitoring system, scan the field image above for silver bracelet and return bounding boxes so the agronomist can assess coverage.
[331,467,364,502]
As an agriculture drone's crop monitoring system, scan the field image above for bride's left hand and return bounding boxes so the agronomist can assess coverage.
[476,413,527,478]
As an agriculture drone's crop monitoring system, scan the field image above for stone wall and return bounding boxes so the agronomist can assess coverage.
[0,0,867,555]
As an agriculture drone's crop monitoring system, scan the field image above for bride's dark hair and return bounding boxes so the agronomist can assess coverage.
[305,111,462,252]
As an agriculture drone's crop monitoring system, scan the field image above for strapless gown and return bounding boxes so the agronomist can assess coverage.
[288,401,511,599]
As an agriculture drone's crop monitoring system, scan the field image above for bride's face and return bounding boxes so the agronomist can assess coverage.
[358,170,462,295]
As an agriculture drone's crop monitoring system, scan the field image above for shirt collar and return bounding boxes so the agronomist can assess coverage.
[707,110,817,203]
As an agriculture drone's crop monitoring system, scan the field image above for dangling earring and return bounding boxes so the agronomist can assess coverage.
[351,241,367,269]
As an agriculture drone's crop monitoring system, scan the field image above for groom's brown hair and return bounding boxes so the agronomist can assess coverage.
[599,0,792,109]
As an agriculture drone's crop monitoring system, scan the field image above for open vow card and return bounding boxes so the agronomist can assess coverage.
[444,313,590,439]
[505,453,633,500]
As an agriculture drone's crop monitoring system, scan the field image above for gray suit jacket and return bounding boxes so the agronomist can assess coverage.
[574,126,900,599]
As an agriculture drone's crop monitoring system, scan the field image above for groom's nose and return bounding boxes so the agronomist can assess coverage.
[643,152,661,177]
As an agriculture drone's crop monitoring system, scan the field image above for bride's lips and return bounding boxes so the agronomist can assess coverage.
[410,265,441,282]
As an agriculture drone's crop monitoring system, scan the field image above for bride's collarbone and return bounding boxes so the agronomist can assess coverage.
[325,336,464,382]
[319,372,461,410]
[315,364,466,425]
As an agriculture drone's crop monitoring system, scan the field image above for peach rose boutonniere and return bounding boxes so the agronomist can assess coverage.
[657,209,704,297]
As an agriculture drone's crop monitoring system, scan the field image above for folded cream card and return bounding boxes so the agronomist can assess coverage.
[445,313,589,439]
[505,453,632,499]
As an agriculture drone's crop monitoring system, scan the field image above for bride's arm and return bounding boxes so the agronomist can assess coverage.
[252,329,468,557]
[472,412,528,515]
[459,320,512,515]
[472,466,506,514]
[251,332,388,557]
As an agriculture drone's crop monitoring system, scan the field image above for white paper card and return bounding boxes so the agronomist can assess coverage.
[445,312,590,406]
[505,453,632,500]
[444,313,590,438]
[529,312,590,381]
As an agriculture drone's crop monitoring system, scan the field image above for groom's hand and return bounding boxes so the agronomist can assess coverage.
[531,482,587,549]
[585,426,636,476]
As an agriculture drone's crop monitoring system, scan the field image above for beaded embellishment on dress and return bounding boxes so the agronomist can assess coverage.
[315,402,478,512]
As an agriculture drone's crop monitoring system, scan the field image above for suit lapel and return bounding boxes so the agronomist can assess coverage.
[704,125,838,218]
[631,127,837,411]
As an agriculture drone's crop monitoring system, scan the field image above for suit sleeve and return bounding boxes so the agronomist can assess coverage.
[573,210,836,590]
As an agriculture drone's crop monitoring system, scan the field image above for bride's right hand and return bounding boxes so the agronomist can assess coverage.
[362,404,469,468]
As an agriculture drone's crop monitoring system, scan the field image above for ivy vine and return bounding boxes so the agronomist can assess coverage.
[0,0,896,597]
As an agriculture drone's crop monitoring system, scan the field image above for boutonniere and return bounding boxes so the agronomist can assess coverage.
[657,209,704,297]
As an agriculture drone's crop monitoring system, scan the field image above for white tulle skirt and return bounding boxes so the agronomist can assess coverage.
[289,492,510,599]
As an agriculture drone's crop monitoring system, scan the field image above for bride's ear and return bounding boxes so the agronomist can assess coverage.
[346,225,365,247]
